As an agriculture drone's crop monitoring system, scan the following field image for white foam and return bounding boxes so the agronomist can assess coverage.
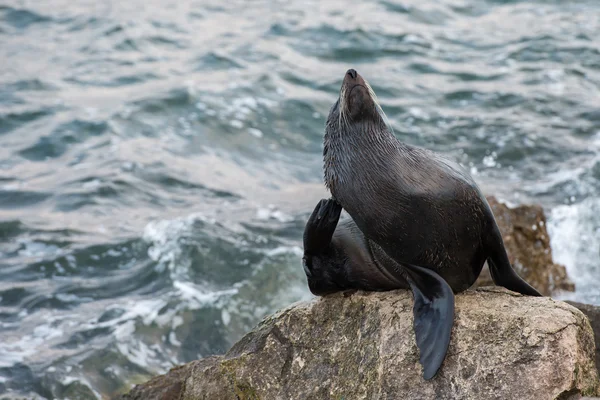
[173,280,238,308]
[221,309,231,326]
[116,336,157,371]
[548,197,600,303]
[256,208,271,220]
[60,375,101,399]
[143,214,212,280]
[265,245,303,258]
[230,119,244,129]
[482,152,497,168]
[17,240,62,259]
[172,315,184,329]
[255,206,293,222]
[168,331,181,347]
[199,94,277,130]
[248,128,263,138]
[82,179,102,190]
[0,343,28,367]
[0,312,65,368]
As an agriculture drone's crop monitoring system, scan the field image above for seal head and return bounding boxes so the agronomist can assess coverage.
[340,68,377,122]
[324,69,393,198]
[329,68,389,132]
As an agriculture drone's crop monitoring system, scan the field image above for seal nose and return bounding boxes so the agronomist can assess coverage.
[346,69,357,79]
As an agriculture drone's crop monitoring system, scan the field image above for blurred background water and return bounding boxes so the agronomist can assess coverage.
[1,0,599,398]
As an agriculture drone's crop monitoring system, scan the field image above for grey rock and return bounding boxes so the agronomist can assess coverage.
[567,301,600,374]
[122,288,599,400]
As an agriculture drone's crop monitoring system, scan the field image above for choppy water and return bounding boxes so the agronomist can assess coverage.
[1,0,599,398]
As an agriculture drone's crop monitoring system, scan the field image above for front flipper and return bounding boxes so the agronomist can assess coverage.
[302,198,342,256]
[302,198,345,296]
[402,263,455,380]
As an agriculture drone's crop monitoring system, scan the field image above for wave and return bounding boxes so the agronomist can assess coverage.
[548,197,600,305]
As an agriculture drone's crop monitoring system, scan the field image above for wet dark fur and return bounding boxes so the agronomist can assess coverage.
[324,98,487,292]
[302,69,542,380]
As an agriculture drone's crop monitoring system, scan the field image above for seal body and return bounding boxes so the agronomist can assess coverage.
[302,68,542,380]
[325,121,489,292]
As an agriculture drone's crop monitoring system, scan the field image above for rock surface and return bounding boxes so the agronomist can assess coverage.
[476,196,575,296]
[568,301,600,374]
[122,288,599,400]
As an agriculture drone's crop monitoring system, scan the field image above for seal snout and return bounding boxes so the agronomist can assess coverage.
[338,68,375,121]
[343,68,365,87]
[344,68,362,84]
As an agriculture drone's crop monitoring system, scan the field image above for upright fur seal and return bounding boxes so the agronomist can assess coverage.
[302,68,542,380]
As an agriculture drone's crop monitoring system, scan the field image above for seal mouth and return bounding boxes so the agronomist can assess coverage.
[349,84,367,95]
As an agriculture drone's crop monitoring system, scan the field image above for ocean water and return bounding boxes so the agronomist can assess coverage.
[1,0,599,398]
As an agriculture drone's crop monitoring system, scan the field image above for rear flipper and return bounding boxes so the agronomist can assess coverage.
[302,199,343,296]
[402,263,455,380]
[488,257,542,297]
[486,225,543,297]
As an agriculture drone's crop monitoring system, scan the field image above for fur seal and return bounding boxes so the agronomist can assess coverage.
[302,68,542,380]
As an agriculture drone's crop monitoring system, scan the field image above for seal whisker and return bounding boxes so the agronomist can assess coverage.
[364,79,394,134]
[338,85,349,130]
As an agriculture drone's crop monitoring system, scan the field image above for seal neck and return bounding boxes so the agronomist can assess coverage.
[323,119,401,195]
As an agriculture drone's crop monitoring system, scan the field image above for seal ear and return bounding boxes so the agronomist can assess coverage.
[402,263,455,380]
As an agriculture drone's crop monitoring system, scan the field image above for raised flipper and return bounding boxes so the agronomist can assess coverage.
[302,198,342,257]
[402,263,455,380]
[486,225,542,297]
[302,199,344,295]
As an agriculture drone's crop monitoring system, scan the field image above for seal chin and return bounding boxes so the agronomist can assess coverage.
[348,84,369,109]
[341,69,374,121]
[349,84,367,95]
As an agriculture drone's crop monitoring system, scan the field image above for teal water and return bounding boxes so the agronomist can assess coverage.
[1,0,599,398]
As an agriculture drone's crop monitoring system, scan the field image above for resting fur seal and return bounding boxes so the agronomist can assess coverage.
[302,68,542,380]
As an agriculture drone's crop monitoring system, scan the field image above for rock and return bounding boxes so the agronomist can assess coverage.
[122,288,599,400]
[476,196,575,296]
[567,301,600,374]
[121,358,221,400]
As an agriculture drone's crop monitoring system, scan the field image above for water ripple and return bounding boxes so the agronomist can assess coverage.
[1,0,600,397]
